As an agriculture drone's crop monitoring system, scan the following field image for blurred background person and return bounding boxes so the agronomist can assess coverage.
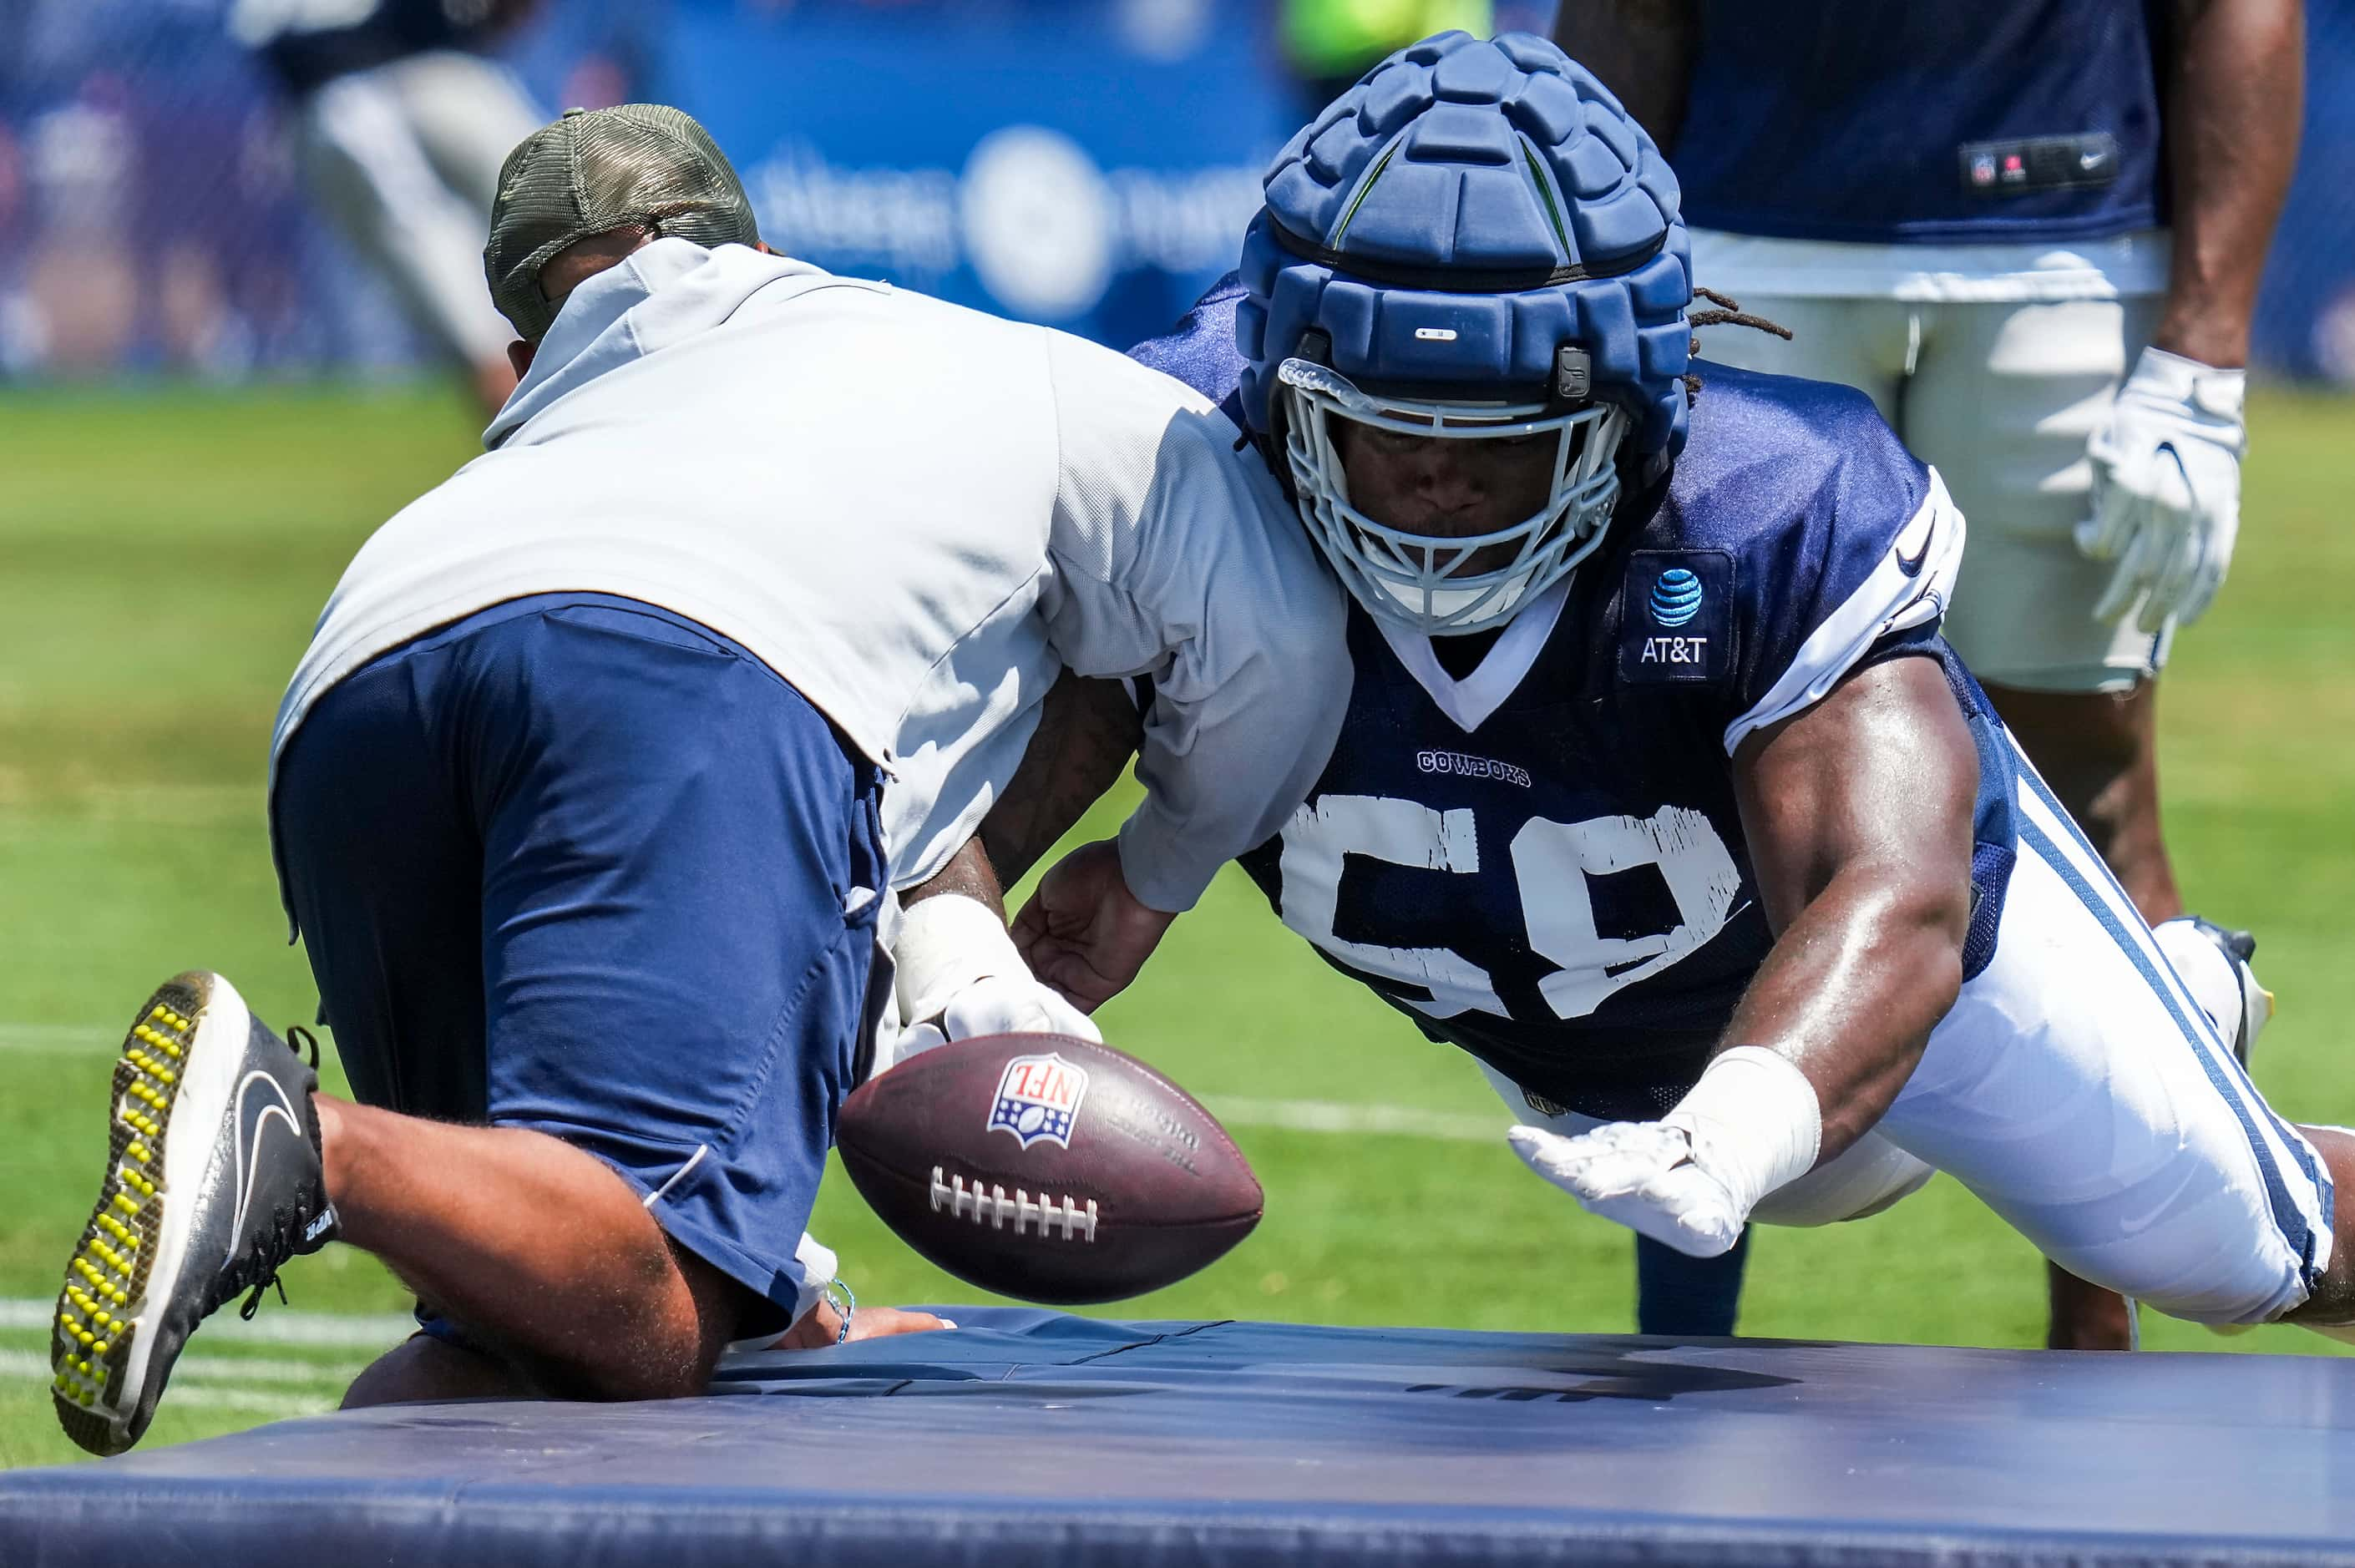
[1559,0,2305,1352]
[231,0,549,416]
[1279,0,1570,113]
[1281,0,1492,112]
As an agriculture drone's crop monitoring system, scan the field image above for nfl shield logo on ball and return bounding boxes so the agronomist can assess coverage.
[987,1052,1091,1150]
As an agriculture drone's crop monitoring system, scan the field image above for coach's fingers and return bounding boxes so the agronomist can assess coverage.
[843,1306,957,1342]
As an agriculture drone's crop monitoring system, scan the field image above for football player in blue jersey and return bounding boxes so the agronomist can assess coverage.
[1020,32,2355,1347]
[1556,0,2303,1348]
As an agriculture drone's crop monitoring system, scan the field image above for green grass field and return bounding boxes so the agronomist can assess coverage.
[3,382,2351,1471]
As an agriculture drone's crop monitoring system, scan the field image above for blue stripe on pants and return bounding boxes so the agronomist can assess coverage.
[2013,797,2324,1287]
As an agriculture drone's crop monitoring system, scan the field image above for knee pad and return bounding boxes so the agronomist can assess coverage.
[1752,1132,1934,1227]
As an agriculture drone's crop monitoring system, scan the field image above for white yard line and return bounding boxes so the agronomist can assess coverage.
[0,1349,336,1416]
[1208,1096,1502,1142]
[0,1298,415,1349]
[0,1025,114,1053]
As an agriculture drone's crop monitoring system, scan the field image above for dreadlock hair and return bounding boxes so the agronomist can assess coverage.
[1681,286,1792,407]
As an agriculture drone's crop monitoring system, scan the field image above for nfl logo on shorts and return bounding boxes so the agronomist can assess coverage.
[987,1052,1091,1151]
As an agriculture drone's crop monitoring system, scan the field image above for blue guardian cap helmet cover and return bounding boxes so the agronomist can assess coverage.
[1238,31,1694,635]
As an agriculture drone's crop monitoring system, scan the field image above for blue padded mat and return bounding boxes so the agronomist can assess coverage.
[7,1308,2355,1566]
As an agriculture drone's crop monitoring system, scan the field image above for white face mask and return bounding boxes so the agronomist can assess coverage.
[1276,357,1628,636]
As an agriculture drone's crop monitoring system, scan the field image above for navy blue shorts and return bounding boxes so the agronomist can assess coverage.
[272,594,889,1338]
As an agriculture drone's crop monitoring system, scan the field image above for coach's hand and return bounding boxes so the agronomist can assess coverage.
[2078,346,2247,633]
[891,974,1102,1065]
[884,888,1102,1071]
[1507,1121,1748,1258]
[1013,837,1178,1014]
[774,1302,956,1350]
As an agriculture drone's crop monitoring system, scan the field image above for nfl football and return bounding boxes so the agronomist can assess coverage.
[836,1033,1262,1304]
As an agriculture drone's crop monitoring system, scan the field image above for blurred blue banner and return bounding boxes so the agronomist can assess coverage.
[671,0,1294,350]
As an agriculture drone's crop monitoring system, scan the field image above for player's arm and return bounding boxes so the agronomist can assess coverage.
[1722,655,1977,1153]
[2153,0,2303,369]
[1552,0,1698,150]
[2077,0,2302,630]
[977,670,1142,888]
[1509,655,1976,1255]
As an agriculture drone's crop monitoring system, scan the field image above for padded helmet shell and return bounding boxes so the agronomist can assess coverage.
[1237,30,1694,457]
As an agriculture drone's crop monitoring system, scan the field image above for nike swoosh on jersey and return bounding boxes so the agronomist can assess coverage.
[226,1069,302,1267]
[1896,516,1937,577]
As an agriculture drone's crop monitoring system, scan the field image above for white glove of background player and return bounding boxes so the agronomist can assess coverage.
[2077,346,2247,633]
[1506,1047,1822,1259]
[883,892,1102,1072]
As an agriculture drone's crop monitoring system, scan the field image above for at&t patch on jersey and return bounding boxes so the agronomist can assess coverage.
[1622,551,1734,685]
[988,1053,1091,1150]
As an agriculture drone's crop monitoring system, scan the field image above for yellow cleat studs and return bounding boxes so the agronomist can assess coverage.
[92,1341,108,1356]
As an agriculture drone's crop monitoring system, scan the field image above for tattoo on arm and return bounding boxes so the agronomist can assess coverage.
[977,672,1143,887]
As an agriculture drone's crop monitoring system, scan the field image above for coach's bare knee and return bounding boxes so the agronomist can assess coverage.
[342,1333,544,1409]
[546,1237,753,1403]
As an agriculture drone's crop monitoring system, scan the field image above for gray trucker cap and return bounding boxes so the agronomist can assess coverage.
[484,104,761,342]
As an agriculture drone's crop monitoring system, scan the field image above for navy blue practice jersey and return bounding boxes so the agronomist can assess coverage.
[241,0,502,94]
[1671,2,2170,245]
[1132,277,2019,1120]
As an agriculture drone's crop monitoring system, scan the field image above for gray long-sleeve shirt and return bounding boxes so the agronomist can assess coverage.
[272,240,1346,908]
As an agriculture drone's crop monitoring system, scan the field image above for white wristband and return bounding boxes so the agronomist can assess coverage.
[1663,1046,1822,1214]
[893,893,1021,1026]
[787,1231,838,1330]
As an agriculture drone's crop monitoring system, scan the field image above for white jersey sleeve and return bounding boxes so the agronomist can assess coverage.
[1037,332,1348,913]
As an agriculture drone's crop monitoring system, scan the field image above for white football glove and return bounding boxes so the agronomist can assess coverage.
[1507,1120,1747,1258]
[890,972,1102,1064]
[879,891,1102,1073]
[2077,346,2247,633]
[1506,1046,1822,1259]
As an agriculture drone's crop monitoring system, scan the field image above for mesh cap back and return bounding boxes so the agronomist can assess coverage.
[485,104,761,342]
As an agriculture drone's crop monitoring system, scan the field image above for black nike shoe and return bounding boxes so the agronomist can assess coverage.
[51,972,339,1456]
